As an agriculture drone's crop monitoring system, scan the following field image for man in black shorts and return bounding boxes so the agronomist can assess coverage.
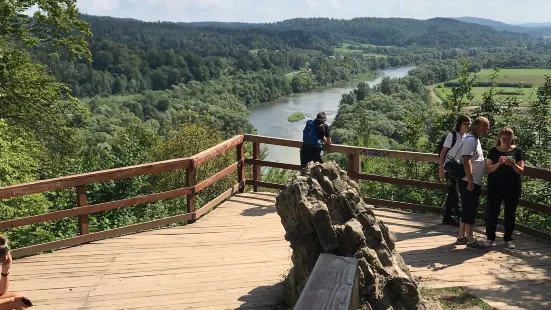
[457,116,491,250]
[300,112,332,168]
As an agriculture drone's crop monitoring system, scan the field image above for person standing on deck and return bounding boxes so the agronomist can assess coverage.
[456,116,491,250]
[300,112,332,168]
[439,115,472,227]
[485,127,525,249]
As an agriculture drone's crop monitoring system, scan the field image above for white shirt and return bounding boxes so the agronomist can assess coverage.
[443,131,467,165]
[460,134,485,186]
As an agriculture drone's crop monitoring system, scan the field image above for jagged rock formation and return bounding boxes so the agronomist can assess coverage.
[275,161,425,310]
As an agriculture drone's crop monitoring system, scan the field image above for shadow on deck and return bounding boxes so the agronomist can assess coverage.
[10,193,551,310]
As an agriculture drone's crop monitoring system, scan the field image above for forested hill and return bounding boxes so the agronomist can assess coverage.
[78,15,331,55]
[39,14,532,99]
[79,14,531,51]
[189,17,531,47]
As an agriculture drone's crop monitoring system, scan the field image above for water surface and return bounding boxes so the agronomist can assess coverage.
[249,66,414,165]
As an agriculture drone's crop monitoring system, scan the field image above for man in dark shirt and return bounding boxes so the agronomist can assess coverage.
[300,112,332,168]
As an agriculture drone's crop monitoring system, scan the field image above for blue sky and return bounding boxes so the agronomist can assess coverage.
[76,0,549,24]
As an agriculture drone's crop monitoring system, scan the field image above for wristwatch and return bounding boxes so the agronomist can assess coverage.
[1,272,8,277]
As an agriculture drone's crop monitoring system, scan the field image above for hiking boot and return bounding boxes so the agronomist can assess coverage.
[466,240,491,251]
[442,217,460,227]
[505,241,516,249]
[455,236,468,245]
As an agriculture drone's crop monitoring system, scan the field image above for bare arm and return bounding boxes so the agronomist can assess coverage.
[463,155,473,183]
[507,159,525,175]
[325,136,332,145]
[0,253,11,295]
[439,147,449,169]
[0,276,7,297]
[486,158,504,173]
[0,297,15,305]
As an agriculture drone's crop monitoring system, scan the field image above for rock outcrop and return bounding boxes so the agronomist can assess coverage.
[275,161,424,310]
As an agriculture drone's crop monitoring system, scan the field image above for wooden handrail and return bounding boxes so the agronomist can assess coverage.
[1,133,550,258]
[0,158,193,199]
[0,135,247,258]
[243,134,551,180]
[243,134,551,242]
[243,135,440,163]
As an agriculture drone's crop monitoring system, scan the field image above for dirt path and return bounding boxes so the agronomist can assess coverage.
[429,86,443,104]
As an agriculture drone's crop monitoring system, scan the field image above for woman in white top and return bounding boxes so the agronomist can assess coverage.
[439,115,472,226]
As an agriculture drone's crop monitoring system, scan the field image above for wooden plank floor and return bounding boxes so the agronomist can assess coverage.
[8,192,551,309]
[374,209,551,310]
[9,192,291,310]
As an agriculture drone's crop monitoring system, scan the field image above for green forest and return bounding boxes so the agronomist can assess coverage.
[1,1,550,249]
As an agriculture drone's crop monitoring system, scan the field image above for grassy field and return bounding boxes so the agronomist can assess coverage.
[434,86,536,105]
[334,43,387,58]
[475,68,551,85]
[433,68,551,106]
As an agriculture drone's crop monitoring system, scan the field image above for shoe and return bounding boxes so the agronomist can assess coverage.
[487,239,496,246]
[442,217,460,227]
[505,241,516,249]
[466,240,491,251]
[455,236,468,245]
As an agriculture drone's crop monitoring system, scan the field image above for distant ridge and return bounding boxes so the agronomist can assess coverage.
[455,16,551,37]
[518,22,551,28]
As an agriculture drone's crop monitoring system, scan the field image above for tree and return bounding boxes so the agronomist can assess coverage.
[443,61,477,114]
[0,0,91,156]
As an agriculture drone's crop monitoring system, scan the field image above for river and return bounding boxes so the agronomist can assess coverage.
[249,66,414,165]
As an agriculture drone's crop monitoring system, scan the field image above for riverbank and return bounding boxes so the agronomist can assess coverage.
[249,66,414,165]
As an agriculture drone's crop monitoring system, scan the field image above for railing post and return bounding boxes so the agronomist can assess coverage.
[76,185,89,235]
[252,141,261,192]
[347,154,360,185]
[237,142,245,193]
[186,164,196,221]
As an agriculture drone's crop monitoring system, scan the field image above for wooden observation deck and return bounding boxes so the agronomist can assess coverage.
[1,135,550,309]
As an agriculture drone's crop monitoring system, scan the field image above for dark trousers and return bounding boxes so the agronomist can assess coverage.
[458,180,482,225]
[443,174,461,219]
[486,182,521,242]
[300,145,322,168]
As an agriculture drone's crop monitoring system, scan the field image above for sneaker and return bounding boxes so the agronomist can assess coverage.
[442,217,460,227]
[505,241,516,249]
[455,236,468,245]
[487,239,496,246]
[466,240,491,251]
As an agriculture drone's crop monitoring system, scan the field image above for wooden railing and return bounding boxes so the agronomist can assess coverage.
[1,134,550,259]
[0,135,246,258]
[243,135,551,242]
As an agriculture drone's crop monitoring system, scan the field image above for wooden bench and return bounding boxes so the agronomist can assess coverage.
[294,253,360,310]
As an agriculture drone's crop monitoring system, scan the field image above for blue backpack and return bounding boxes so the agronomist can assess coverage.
[303,120,321,147]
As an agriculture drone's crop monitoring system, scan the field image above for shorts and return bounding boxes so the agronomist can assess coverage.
[300,145,322,168]
[458,180,481,225]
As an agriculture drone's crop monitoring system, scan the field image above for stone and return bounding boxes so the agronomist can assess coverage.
[275,161,426,310]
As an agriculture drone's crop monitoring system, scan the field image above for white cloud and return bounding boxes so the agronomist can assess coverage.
[306,0,317,8]
[328,0,341,9]
[92,0,120,10]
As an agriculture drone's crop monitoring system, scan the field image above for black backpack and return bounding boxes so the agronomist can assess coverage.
[437,131,457,156]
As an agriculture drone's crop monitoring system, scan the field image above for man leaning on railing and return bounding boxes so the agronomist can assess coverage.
[300,112,332,168]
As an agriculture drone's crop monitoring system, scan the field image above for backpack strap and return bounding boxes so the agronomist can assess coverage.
[451,131,457,148]
[448,135,475,162]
